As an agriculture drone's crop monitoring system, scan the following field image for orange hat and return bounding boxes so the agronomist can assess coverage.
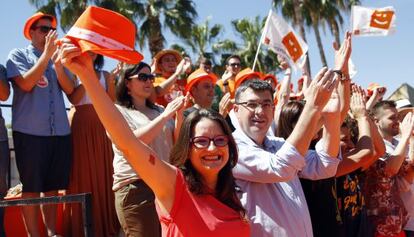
[64,6,143,64]
[367,83,386,96]
[262,73,278,86]
[185,68,217,94]
[235,68,262,89]
[153,49,183,74]
[24,12,57,40]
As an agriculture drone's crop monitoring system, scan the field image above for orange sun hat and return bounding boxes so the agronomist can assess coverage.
[24,12,57,40]
[367,83,386,97]
[153,49,183,74]
[185,68,217,94]
[234,68,262,90]
[64,6,143,64]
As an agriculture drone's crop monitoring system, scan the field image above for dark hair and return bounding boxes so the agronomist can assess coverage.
[116,62,157,110]
[343,116,359,145]
[31,16,54,30]
[226,54,241,65]
[94,54,104,70]
[198,57,212,66]
[371,100,396,118]
[169,109,246,218]
[234,79,274,103]
[276,100,305,139]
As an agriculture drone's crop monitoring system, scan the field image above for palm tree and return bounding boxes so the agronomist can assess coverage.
[302,0,328,67]
[181,17,241,68]
[323,0,360,46]
[28,0,198,57]
[184,18,224,60]
[231,16,279,74]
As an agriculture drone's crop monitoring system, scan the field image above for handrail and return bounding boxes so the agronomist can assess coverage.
[0,193,93,236]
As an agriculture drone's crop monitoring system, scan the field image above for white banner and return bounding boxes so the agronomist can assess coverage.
[261,10,308,69]
[351,6,396,37]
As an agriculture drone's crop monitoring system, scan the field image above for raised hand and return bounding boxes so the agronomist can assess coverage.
[219,92,233,117]
[175,57,192,75]
[333,31,352,72]
[304,67,337,111]
[400,112,414,139]
[43,30,58,59]
[350,85,368,119]
[163,95,187,119]
[111,62,124,77]
[277,54,290,70]
[150,58,157,73]
[322,90,341,116]
[59,38,94,76]
[221,69,233,82]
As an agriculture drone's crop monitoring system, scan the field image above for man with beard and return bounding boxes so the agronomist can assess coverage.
[364,101,414,237]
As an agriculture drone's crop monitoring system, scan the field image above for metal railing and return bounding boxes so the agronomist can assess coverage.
[0,193,93,236]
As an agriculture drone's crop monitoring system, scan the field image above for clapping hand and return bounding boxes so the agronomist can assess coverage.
[304,67,337,111]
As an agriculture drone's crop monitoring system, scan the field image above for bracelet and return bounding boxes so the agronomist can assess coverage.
[333,70,349,81]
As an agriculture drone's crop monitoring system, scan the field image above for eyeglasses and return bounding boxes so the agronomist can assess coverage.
[128,73,155,82]
[236,101,274,111]
[229,63,241,68]
[32,26,56,33]
[190,135,229,149]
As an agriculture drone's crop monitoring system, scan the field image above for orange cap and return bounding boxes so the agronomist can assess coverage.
[185,68,217,94]
[64,6,143,64]
[24,12,57,40]
[367,83,386,96]
[153,49,183,74]
[235,68,262,89]
[262,73,278,86]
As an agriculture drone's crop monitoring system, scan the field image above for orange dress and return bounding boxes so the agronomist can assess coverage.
[64,74,119,236]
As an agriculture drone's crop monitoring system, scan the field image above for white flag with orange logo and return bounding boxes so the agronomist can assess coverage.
[351,6,396,36]
[261,10,308,69]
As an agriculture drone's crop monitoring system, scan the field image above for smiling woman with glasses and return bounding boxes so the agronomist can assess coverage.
[59,39,250,236]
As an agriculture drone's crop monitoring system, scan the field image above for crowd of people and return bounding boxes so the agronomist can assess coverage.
[0,9,414,237]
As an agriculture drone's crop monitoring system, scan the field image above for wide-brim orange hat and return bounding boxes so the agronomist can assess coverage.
[235,68,262,89]
[153,49,182,74]
[24,12,57,40]
[262,73,278,86]
[367,83,386,97]
[185,68,217,94]
[65,6,143,64]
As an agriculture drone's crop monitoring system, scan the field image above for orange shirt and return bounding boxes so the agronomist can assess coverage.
[153,76,187,107]
[216,79,236,99]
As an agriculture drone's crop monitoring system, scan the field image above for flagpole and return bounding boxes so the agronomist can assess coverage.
[252,9,273,71]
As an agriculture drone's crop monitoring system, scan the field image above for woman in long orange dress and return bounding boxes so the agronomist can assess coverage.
[64,53,120,236]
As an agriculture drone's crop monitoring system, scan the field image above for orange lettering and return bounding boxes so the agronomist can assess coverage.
[282,32,303,63]
[370,10,394,30]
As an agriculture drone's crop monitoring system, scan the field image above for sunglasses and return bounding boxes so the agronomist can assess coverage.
[190,135,229,149]
[33,25,56,33]
[229,63,241,68]
[128,73,155,82]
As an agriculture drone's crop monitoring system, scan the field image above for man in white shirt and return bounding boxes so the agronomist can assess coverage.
[232,73,341,236]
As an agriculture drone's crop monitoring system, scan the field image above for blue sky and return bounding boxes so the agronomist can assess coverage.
[0,0,413,124]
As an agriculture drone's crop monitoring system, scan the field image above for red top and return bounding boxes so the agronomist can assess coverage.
[157,170,250,237]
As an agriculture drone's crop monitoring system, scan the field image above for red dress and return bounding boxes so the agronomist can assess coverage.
[157,170,250,237]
